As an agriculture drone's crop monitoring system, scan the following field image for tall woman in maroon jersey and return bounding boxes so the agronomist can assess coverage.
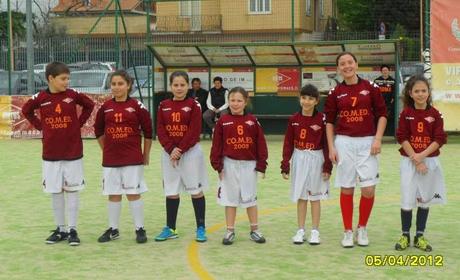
[94,70,152,243]
[210,87,268,245]
[324,52,387,248]
[394,75,446,252]
[155,71,209,242]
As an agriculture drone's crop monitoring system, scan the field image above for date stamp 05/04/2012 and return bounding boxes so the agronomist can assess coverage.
[365,255,444,267]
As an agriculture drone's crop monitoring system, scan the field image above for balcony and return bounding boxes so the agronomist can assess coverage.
[154,15,222,33]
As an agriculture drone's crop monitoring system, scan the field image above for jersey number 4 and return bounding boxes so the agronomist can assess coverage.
[55,104,62,114]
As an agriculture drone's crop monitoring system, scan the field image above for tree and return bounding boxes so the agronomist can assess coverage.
[337,0,420,32]
[0,11,27,39]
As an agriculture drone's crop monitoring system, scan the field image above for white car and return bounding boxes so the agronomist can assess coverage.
[70,70,112,94]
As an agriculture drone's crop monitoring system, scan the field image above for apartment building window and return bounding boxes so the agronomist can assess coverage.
[320,0,324,17]
[249,0,271,14]
[180,0,192,17]
[306,0,311,16]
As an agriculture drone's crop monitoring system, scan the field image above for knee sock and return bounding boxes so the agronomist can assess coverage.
[129,199,145,230]
[340,192,354,231]
[66,191,80,231]
[108,201,121,230]
[192,196,206,228]
[166,198,180,230]
[52,192,65,232]
[401,209,412,237]
[358,195,375,228]
[416,207,429,237]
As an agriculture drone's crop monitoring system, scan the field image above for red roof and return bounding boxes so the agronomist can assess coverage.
[52,0,144,13]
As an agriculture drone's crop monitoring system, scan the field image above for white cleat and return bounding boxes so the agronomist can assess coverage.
[341,230,354,248]
[292,229,306,245]
[309,229,320,245]
[357,227,369,246]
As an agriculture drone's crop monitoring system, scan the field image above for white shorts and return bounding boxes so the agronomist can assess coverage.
[290,149,330,202]
[217,157,258,208]
[161,144,209,196]
[334,135,379,188]
[42,159,85,193]
[400,157,446,209]
[102,165,148,195]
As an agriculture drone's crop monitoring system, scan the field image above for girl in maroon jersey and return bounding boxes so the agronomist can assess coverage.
[94,70,152,244]
[394,75,447,252]
[324,52,387,248]
[155,71,209,242]
[281,84,332,245]
[210,87,268,245]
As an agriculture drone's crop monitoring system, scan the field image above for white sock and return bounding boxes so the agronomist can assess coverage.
[108,201,122,229]
[52,192,65,232]
[129,199,144,230]
[66,191,80,231]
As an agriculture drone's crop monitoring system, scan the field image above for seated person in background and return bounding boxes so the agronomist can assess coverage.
[203,76,229,131]
[187,78,209,113]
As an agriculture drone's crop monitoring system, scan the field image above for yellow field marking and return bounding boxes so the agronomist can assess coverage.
[186,194,459,279]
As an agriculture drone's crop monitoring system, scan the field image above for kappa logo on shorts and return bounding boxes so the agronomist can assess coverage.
[63,97,74,103]
[310,124,321,131]
[245,120,255,126]
[217,187,221,198]
[125,107,136,113]
[181,106,192,112]
[433,193,442,199]
[424,116,435,123]
[359,90,370,96]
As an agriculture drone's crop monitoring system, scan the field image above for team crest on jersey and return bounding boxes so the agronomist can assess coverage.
[337,93,347,99]
[63,97,74,103]
[310,124,321,131]
[181,106,192,112]
[245,120,255,126]
[424,116,435,123]
[125,107,136,113]
[359,90,370,96]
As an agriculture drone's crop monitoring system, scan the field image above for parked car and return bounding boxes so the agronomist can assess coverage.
[0,71,47,95]
[126,66,165,99]
[69,70,112,94]
[69,61,117,72]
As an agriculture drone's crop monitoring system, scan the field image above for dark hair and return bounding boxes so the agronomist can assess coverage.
[191,78,201,84]
[110,70,133,94]
[213,76,223,83]
[300,84,319,99]
[45,62,70,81]
[229,86,249,101]
[380,64,390,71]
[169,71,189,84]
[336,52,358,66]
[402,75,432,108]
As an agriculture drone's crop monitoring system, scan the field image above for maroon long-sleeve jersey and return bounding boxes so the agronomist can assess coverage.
[281,112,332,174]
[157,98,201,154]
[94,97,153,167]
[21,88,95,161]
[324,77,387,137]
[396,106,447,157]
[210,113,268,173]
